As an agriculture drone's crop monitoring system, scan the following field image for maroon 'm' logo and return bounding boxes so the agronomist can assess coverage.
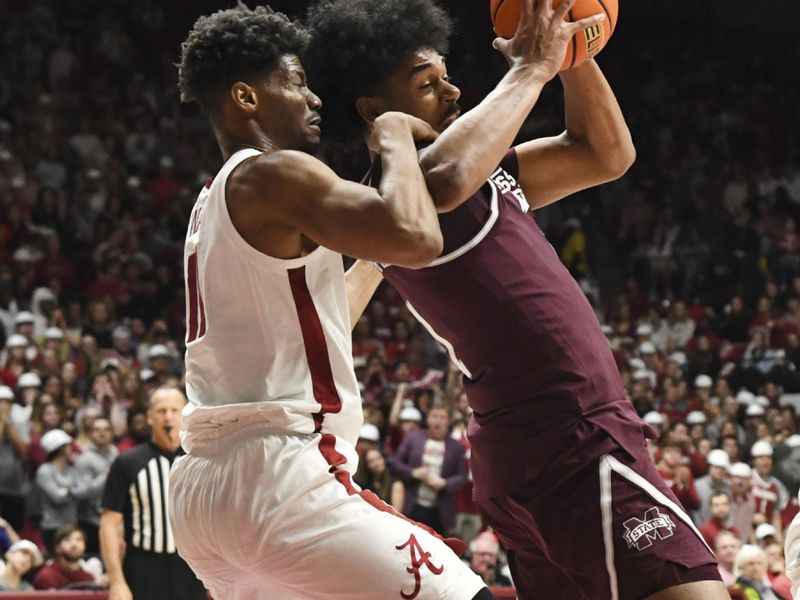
[396,533,444,599]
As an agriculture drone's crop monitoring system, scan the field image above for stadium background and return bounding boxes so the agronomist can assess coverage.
[0,0,798,597]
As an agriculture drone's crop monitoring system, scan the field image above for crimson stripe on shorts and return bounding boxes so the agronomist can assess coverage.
[288,266,342,432]
[318,433,467,557]
[289,267,467,557]
[186,252,199,341]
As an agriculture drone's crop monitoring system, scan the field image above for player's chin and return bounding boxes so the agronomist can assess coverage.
[300,137,321,155]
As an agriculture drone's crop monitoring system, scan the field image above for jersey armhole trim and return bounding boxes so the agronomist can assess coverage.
[422,179,500,269]
[214,149,331,271]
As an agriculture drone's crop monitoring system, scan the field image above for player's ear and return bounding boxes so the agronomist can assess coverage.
[356,96,384,126]
[230,82,258,114]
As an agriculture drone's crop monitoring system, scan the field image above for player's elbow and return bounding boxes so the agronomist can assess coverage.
[421,159,472,213]
[598,138,636,181]
[393,225,443,269]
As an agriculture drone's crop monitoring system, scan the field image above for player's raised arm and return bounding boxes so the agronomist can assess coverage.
[416,0,607,212]
[227,112,442,269]
[513,59,635,210]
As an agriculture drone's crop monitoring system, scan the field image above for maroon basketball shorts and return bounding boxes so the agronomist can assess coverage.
[477,420,720,600]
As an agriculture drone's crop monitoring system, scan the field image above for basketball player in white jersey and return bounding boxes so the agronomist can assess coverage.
[167,6,491,600]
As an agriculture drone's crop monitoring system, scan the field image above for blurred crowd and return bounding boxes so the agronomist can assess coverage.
[0,0,797,596]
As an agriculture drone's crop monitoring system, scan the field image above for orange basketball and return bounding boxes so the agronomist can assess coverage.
[490,0,618,71]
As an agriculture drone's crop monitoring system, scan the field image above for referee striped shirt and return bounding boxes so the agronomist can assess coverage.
[101,441,182,554]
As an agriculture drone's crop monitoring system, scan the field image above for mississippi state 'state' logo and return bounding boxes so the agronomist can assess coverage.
[623,507,676,551]
[396,534,444,599]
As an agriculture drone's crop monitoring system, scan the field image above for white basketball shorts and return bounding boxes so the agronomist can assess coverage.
[168,425,485,600]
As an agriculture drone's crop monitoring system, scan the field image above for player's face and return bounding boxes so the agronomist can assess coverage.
[375,49,461,133]
[257,54,322,152]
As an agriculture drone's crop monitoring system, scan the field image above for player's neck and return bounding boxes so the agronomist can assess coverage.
[217,129,280,162]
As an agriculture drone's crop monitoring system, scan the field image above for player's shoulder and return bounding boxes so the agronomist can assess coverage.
[228,150,334,205]
[234,150,326,184]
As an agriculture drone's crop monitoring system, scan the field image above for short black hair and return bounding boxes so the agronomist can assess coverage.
[305,0,453,142]
[178,4,310,112]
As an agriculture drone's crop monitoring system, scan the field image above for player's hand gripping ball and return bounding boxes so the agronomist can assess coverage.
[491,0,618,71]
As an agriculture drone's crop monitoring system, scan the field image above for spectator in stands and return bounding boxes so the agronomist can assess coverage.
[731,544,783,600]
[467,532,511,587]
[0,539,43,591]
[0,385,28,531]
[392,404,466,535]
[764,540,793,600]
[694,448,732,524]
[716,530,742,586]
[723,434,743,464]
[363,448,404,512]
[115,407,148,452]
[751,441,790,542]
[699,491,740,547]
[36,428,88,553]
[656,442,700,511]
[756,524,779,548]
[353,423,381,488]
[33,524,95,590]
[730,462,758,543]
[74,416,116,554]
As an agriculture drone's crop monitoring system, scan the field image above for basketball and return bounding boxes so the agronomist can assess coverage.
[491,0,618,71]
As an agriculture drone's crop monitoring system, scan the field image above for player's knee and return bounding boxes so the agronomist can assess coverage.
[470,587,496,600]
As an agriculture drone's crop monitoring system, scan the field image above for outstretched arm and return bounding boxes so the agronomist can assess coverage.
[514,59,635,209]
[418,0,606,212]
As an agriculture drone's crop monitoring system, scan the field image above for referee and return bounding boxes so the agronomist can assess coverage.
[100,387,205,600]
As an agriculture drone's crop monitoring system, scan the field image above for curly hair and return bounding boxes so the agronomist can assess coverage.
[178,4,310,112]
[305,0,453,142]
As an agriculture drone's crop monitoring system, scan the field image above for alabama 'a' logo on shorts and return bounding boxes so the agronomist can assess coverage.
[396,534,444,599]
[623,507,676,551]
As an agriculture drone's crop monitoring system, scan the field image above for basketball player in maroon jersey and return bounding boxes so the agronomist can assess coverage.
[306,0,729,598]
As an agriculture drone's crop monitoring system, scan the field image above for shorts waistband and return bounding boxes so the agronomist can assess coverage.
[183,413,300,456]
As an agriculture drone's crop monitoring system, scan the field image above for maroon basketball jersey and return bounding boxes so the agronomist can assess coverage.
[371,149,647,499]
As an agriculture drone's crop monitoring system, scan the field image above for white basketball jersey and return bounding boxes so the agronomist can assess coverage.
[181,149,362,456]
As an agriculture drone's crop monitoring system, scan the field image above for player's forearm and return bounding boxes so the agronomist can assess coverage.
[376,120,443,266]
[419,65,547,212]
[559,59,635,176]
[345,260,383,329]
